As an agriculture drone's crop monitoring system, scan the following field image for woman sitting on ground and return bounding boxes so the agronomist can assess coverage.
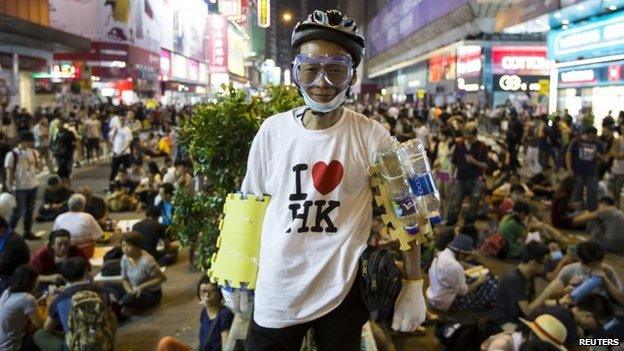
[158,276,233,351]
[116,231,167,317]
[0,265,43,351]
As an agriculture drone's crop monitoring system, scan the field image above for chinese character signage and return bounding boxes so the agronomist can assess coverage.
[219,0,241,17]
[208,15,229,74]
[258,0,270,28]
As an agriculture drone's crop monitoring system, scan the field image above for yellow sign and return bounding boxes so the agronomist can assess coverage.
[258,0,270,28]
[538,79,550,96]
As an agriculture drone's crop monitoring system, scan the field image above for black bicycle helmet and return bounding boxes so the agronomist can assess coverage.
[291,10,366,67]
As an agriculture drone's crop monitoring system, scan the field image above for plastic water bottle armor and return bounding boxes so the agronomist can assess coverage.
[398,139,443,225]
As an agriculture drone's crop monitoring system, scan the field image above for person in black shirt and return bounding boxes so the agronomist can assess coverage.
[79,186,107,226]
[36,176,73,222]
[0,216,30,294]
[0,132,11,191]
[132,206,178,266]
[491,241,549,326]
[52,119,76,188]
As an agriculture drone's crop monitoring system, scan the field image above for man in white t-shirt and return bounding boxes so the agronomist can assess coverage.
[109,115,133,182]
[53,194,103,259]
[226,10,426,350]
[4,131,40,240]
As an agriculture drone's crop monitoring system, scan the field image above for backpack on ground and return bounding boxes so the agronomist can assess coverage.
[66,290,114,351]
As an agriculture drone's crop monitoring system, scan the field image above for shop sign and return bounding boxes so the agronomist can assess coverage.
[560,69,596,84]
[548,11,624,62]
[492,46,549,76]
[208,15,229,74]
[219,0,242,17]
[160,49,171,78]
[457,77,480,92]
[428,54,456,83]
[608,65,622,82]
[456,45,482,78]
[538,79,550,96]
[228,26,247,77]
[188,60,200,82]
[494,75,545,92]
[171,54,188,80]
[258,0,270,28]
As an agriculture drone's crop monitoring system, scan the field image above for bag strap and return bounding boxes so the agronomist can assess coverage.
[201,309,221,351]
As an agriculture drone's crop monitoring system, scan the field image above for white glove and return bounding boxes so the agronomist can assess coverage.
[392,279,427,332]
[222,288,253,316]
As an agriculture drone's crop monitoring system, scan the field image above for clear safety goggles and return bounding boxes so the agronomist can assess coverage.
[292,54,354,89]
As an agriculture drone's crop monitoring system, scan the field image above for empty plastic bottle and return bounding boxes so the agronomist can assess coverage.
[398,139,443,225]
[378,147,420,235]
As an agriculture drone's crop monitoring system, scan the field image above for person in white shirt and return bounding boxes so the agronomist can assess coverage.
[53,194,103,259]
[33,117,53,171]
[84,113,102,163]
[109,115,133,182]
[226,10,426,350]
[426,234,498,311]
[5,132,40,240]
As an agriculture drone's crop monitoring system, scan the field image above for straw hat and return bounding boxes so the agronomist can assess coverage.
[520,314,567,351]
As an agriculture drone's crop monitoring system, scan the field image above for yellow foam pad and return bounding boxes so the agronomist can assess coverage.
[370,165,433,250]
[208,193,270,290]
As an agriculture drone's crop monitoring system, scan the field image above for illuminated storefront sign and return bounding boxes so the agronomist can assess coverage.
[456,45,482,77]
[219,0,241,17]
[428,54,456,83]
[227,26,247,77]
[548,11,624,62]
[32,64,79,79]
[560,69,595,83]
[208,15,228,74]
[494,74,544,92]
[258,0,270,28]
[160,49,171,80]
[492,46,549,76]
[171,54,188,79]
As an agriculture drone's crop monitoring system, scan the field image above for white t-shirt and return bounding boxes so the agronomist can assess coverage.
[0,290,37,351]
[111,126,133,156]
[426,248,468,311]
[53,211,104,246]
[4,147,39,190]
[242,107,393,328]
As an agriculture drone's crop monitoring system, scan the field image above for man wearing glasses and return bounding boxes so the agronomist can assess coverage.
[226,10,426,351]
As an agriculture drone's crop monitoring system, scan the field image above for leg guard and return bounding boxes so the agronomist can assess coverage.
[208,193,270,290]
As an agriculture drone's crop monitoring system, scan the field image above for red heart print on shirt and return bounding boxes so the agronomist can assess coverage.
[312,161,344,195]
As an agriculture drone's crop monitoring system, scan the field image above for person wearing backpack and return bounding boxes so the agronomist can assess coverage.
[5,131,40,241]
[51,119,76,188]
[34,257,116,351]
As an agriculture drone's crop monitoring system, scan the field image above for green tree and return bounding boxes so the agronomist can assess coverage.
[173,85,303,270]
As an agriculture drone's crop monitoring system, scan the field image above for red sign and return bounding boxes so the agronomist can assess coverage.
[0,54,48,72]
[208,15,228,74]
[491,46,549,76]
[456,46,482,78]
[428,54,456,83]
[609,65,622,82]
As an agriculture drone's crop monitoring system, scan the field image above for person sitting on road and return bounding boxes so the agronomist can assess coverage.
[114,231,167,317]
[53,194,104,259]
[35,176,73,222]
[127,158,145,189]
[497,184,525,220]
[533,241,623,313]
[155,183,175,226]
[135,161,162,208]
[29,229,90,286]
[78,186,108,228]
[106,167,139,212]
[481,314,567,351]
[132,206,179,266]
[571,196,624,253]
[490,241,549,327]
[426,234,498,312]
[498,201,545,259]
[34,257,116,351]
[0,216,30,295]
[157,276,234,351]
[0,265,43,351]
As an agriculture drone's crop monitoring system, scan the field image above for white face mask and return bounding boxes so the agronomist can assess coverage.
[300,87,348,114]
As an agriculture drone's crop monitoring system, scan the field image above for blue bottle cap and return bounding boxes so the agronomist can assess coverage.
[405,225,420,235]
[429,215,442,225]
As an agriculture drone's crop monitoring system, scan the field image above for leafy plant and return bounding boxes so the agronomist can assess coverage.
[173,84,303,270]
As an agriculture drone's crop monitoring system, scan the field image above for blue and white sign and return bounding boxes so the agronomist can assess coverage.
[548,11,624,62]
